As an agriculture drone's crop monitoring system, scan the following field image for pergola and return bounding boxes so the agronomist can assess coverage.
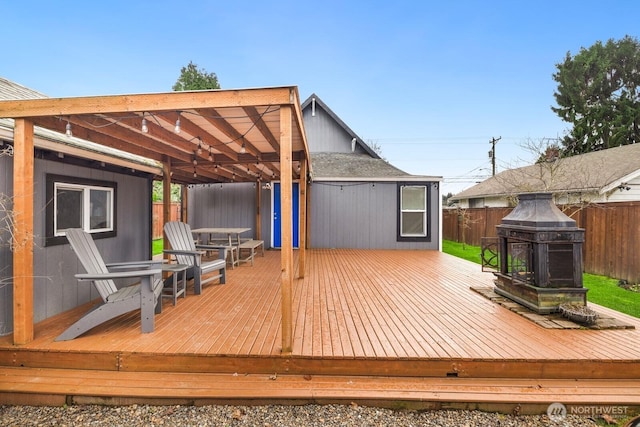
[0,86,311,351]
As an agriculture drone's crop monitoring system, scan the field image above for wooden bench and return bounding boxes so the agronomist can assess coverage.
[237,240,264,266]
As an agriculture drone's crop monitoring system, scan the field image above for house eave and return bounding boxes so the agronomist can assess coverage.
[0,120,163,176]
[601,169,640,194]
[312,176,442,182]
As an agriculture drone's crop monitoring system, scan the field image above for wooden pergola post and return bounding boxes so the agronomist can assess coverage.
[279,105,293,354]
[12,119,35,344]
[298,158,307,277]
[162,157,172,260]
[255,183,262,240]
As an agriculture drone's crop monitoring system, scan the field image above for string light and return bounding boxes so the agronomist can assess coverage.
[208,147,213,162]
[65,120,72,137]
[174,113,181,134]
[193,152,198,166]
[141,113,148,133]
[193,166,197,178]
[240,138,246,154]
[197,137,203,155]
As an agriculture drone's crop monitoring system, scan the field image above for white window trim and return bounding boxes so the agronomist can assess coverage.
[400,185,427,238]
[54,182,114,236]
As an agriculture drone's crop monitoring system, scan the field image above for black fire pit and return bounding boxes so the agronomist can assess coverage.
[493,193,587,314]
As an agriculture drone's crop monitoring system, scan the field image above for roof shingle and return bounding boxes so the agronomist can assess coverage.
[451,143,640,200]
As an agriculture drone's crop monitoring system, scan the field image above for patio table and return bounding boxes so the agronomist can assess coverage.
[191,227,251,248]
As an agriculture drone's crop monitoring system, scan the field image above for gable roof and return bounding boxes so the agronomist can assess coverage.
[0,77,47,100]
[450,143,640,201]
[301,94,441,182]
[310,152,413,180]
[301,94,380,158]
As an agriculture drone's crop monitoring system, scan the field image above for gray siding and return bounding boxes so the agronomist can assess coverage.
[303,108,367,154]
[310,181,439,250]
[188,183,269,243]
[0,155,13,335]
[1,156,151,333]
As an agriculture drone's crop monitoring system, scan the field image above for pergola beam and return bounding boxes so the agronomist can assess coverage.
[0,87,297,118]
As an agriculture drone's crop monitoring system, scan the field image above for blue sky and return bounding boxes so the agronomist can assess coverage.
[3,1,639,194]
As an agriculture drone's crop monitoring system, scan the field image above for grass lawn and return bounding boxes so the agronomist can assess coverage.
[442,240,640,318]
[152,238,163,256]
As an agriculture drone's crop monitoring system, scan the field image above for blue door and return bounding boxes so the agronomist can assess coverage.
[273,182,299,248]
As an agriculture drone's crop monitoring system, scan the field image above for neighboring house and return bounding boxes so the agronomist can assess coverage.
[0,77,162,336]
[449,143,640,208]
[189,94,443,250]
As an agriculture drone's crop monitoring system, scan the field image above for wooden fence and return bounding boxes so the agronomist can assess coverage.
[443,201,640,283]
[152,202,181,239]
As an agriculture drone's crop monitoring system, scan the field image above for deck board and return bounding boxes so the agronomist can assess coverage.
[2,249,640,406]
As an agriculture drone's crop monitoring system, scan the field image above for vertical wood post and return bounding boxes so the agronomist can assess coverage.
[13,119,34,344]
[298,158,307,277]
[255,183,262,240]
[162,157,172,260]
[280,105,293,354]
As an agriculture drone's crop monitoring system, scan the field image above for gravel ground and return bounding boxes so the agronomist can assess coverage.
[0,404,602,426]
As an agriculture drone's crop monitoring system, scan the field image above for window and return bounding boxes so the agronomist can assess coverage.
[46,174,117,246]
[397,183,431,241]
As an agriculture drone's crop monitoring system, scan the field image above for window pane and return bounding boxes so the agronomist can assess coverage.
[402,212,425,236]
[402,186,426,210]
[56,188,83,231]
[90,189,111,230]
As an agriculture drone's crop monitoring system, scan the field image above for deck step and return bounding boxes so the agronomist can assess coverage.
[1,367,639,413]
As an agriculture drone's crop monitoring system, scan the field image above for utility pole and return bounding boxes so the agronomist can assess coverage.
[489,136,501,176]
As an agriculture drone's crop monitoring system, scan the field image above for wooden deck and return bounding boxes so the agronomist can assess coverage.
[2,249,640,410]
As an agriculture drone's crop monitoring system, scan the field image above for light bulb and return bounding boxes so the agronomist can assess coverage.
[65,122,72,137]
[174,117,181,134]
[240,142,246,154]
[141,117,148,133]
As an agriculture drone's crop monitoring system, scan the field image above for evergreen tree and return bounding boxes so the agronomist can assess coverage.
[552,35,640,155]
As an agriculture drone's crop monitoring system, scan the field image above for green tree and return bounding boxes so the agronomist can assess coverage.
[552,35,640,155]
[172,61,220,91]
[154,62,221,201]
[152,182,181,202]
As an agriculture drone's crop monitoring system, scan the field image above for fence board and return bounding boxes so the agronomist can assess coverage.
[443,202,640,283]
[152,202,181,239]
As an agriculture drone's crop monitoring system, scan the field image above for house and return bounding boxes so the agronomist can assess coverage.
[188,94,443,250]
[449,143,640,208]
[302,94,442,249]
